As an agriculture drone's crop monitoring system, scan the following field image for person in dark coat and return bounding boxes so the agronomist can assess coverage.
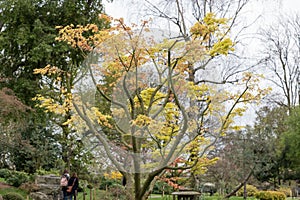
[66,172,79,200]
[61,169,70,200]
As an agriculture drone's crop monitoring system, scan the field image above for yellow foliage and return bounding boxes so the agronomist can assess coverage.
[191,157,219,175]
[32,94,71,115]
[33,64,63,76]
[91,107,113,128]
[131,114,152,127]
[187,82,209,100]
[209,38,234,56]
[190,12,228,41]
[104,171,123,180]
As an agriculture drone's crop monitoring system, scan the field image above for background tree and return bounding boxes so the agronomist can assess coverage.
[0,0,106,173]
[252,106,288,187]
[257,13,300,186]
[279,106,300,180]
[259,14,300,110]
[0,87,29,169]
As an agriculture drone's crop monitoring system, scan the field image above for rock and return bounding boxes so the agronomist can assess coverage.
[30,192,50,200]
[35,175,60,185]
[30,175,62,200]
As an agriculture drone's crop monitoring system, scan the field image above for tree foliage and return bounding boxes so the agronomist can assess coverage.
[0,0,106,173]
[32,6,270,197]
[280,106,300,178]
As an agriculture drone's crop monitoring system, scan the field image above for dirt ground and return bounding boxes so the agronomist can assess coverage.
[0,182,12,189]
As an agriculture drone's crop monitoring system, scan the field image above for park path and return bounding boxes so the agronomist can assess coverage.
[0,182,12,189]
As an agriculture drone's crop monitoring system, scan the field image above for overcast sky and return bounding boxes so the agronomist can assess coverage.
[103,0,300,26]
[102,0,300,125]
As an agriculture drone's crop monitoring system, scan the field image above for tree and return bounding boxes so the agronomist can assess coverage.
[142,0,270,192]
[0,87,29,168]
[259,14,300,111]
[279,106,300,179]
[0,0,106,172]
[252,106,289,186]
[258,14,300,185]
[34,8,271,198]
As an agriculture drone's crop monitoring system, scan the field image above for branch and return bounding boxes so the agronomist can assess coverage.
[224,169,254,198]
[73,102,126,172]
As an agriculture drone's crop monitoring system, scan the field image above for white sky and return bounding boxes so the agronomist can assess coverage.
[103,0,300,26]
[102,0,300,125]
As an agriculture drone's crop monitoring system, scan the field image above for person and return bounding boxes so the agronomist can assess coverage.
[66,172,79,200]
[61,169,70,200]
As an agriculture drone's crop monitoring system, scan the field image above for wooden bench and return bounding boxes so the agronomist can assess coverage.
[172,191,201,200]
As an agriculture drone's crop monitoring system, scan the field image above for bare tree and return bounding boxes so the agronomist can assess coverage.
[260,14,300,110]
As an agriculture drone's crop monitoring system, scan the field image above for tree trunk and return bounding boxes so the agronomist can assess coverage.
[224,170,253,198]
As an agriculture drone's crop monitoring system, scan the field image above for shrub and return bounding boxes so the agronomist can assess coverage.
[237,185,258,197]
[107,184,131,200]
[277,187,291,197]
[99,178,120,190]
[19,182,39,192]
[35,168,59,176]
[2,193,24,200]
[0,169,12,179]
[6,171,30,188]
[153,181,173,195]
[255,190,286,200]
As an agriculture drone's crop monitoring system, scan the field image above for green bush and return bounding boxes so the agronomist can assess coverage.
[99,178,120,190]
[0,169,12,179]
[2,192,24,200]
[255,191,286,200]
[237,185,258,197]
[153,181,173,195]
[6,171,30,188]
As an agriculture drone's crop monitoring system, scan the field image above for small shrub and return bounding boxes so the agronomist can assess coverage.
[153,181,173,195]
[99,178,120,190]
[19,182,39,192]
[277,187,291,197]
[6,172,30,188]
[35,168,59,176]
[108,184,131,200]
[2,193,24,200]
[237,185,258,197]
[0,169,12,179]
[255,190,286,200]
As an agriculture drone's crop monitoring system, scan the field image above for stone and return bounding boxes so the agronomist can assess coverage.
[29,175,62,200]
[30,192,50,200]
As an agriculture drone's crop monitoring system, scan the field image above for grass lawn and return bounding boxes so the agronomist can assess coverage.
[0,187,31,199]
[147,194,259,200]
[0,185,296,200]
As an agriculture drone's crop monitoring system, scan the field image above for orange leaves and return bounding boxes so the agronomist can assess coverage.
[55,14,146,53]
[55,23,102,51]
[159,177,184,189]
[33,64,63,76]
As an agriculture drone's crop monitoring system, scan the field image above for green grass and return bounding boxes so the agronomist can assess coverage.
[148,194,172,199]
[0,187,31,200]
[147,195,259,200]
[76,189,105,200]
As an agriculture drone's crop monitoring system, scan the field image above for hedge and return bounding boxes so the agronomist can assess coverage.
[255,191,286,200]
